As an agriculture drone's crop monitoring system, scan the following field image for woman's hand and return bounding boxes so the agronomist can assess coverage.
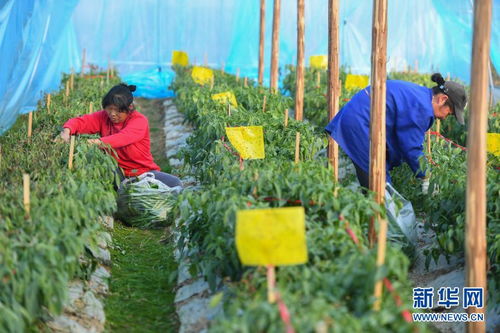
[58,128,71,143]
[87,138,102,145]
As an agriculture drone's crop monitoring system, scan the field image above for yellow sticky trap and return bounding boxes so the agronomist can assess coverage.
[212,91,238,108]
[236,207,308,266]
[487,133,500,157]
[191,66,214,85]
[345,74,369,90]
[172,51,189,66]
[225,126,265,159]
[309,55,327,69]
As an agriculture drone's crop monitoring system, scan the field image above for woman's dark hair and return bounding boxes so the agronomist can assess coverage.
[430,73,454,111]
[102,83,137,113]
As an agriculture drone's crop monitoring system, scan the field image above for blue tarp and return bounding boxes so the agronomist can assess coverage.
[1,0,499,134]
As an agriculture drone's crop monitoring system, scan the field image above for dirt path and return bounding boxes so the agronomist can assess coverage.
[104,98,179,332]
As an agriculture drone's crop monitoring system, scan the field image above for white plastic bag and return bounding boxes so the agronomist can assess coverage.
[116,172,182,228]
[385,183,418,245]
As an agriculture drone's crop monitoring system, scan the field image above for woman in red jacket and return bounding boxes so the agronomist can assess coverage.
[59,83,182,188]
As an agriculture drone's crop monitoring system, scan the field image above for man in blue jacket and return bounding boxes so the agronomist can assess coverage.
[325,73,467,192]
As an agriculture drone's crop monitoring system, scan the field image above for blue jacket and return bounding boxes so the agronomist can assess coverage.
[325,80,434,181]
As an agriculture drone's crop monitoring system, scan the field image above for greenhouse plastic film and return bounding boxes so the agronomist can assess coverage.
[116,172,182,229]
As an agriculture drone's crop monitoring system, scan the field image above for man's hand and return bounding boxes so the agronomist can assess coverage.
[421,178,430,195]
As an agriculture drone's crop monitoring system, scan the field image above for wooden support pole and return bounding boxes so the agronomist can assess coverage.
[27,112,33,138]
[65,81,70,102]
[327,0,340,182]
[239,156,244,171]
[236,68,240,82]
[47,94,51,113]
[70,68,75,91]
[267,265,276,303]
[294,132,301,164]
[23,174,30,218]
[284,109,289,127]
[294,0,305,121]
[316,71,321,89]
[270,0,281,93]
[244,77,248,87]
[436,119,441,141]
[80,48,86,77]
[89,102,94,114]
[262,95,267,113]
[369,0,388,311]
[258,0,266,86]
[210,77,215,90]
[221,62,225,73]
[426,131,432,156]
[466,1,491,331]
[68,136,76,170]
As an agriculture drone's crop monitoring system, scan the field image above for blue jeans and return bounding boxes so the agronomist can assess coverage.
[115,169,182,188]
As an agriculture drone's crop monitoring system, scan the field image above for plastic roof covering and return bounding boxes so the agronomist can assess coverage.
[0,0,499,134]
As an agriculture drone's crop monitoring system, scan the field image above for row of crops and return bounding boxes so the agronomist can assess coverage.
[171,66,427,332]
[0,74,120,331]
[284,66,499,303]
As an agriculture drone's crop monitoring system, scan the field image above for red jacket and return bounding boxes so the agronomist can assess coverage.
[63,110,160,177]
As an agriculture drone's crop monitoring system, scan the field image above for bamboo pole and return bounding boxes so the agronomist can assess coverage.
[236,68,240,82]
[23,174,30,218]
[221,62,225,73]
[369,0,388,311]
[426,131,432,156]
[47,94,51,113]
[267,265,276,303]
[70,68,75,91]
[262,95,267,113]
[244,77,248,87]
[295,0,305,121]
[436,119,441,142]
[284,109,289,127]
[80,48,86,77]
[65,81,70,103]
[68,136,75,170]
[89,102,94,114]
[270,0,281,93]
[27,112,33,138]
[466,0,491,331]
[258,0,266,86]
[327,0,340,182]
[316,71,321,89]
[294,132,301,164]
[239,156,244,171]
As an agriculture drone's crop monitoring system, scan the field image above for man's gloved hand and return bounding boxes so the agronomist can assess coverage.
[421,177,430,195]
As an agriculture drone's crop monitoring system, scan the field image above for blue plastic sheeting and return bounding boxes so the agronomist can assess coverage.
[1,0,499,134]
[121,67,176,99]
[0,0,80,135]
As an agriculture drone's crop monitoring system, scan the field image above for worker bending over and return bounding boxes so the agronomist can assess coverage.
[326,73,467,192]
